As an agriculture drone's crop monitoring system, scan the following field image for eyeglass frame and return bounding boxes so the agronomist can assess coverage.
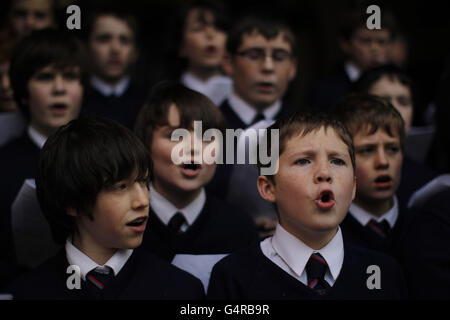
[235,47,293,63]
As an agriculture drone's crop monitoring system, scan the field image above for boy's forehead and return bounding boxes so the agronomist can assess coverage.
[92,14,135,37]
[283,127,348,153]
[187,7,215,25]
[353,127,400,144]
[352,27,391,40]
[12,0,53,12]
[239,31,292,51]
[34,63,80,74]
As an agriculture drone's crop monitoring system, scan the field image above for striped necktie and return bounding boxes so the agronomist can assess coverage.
[305,252,331,295]
[367,219,391,238]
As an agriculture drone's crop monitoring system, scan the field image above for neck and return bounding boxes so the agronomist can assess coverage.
[283,222,338,250]
[188,65,221,82]
[154,180,201,209]
[354,196,394,217]
[95,73,127,87]
[72,232,117,266]
[30,122,51,139]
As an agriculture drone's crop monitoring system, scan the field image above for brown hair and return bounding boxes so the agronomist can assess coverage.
[134,82,226,148]
[257,111,355,179]
[334,93,405,148]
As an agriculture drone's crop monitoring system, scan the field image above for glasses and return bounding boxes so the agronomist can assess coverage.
[236,48,292,63]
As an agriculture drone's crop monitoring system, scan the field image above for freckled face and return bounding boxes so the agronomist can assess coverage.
[259,128,356,239]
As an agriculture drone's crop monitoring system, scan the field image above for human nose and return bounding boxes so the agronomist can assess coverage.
[131,183,149,210]
[261,53,275,71]
[314,160,332,184]
[0,74,10,91]
[375,148,389,169]
[52,75,66,94]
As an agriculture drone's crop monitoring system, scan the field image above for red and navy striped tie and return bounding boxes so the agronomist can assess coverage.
[367,219,391,238]
[305,252,331,295]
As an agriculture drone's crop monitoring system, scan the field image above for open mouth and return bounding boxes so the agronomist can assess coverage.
[50,103,68,114]
[256,82,275,92]
[204,45,217,55]
[126,216,147,233]
[180,163,202,177]
[315,190,335,209]
[374,175,392,188]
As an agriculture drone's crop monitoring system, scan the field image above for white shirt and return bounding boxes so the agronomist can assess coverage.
[65,238,132,280]
[349,196,399,228]
[149,184,206,232]
[261,224,344,287]
[90,75,130,97]
[344,61,361,82]
[181,71,232,106]
[27,125,47,149]
[227,91,281,126]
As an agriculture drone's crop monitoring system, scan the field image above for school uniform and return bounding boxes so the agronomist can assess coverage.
[401,188,450,299]
[180,71,232,106]
[4,238,205,300]
[81,76,147,130]
[141,186,258,261]
[219,92,293,130]
[207,224,407,299]
[306,62,360,110]
[340,197,409,260]
[0,127,44,267]
[0,112,26,147]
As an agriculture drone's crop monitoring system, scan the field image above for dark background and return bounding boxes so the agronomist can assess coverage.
[1,0,449,111]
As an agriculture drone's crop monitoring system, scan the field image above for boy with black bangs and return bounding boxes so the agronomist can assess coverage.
[134,83,258,288]
[335,94,409,260]
[4,117,205,300]
[207,111,407,299]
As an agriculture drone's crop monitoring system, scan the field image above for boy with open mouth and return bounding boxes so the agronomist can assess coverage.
[4,117,205,300]
[207,111,407,299]
[336,93,407,260]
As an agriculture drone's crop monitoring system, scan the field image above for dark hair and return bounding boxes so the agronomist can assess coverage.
[36,117,152,244]
[257,111,356,179]
[226,16,297,57]
[353,64,413,94]
[339,7,397,41]
[134,82,226,147]
[83,6,139,44]
[334,93,405,148]
[9,28,88,120]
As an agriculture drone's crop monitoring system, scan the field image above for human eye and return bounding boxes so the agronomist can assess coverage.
[12,9,26,18]
[386,145,401,154]
[120,35,132,45]
[357,146,374,155]
[34,11,47,20]
[63,70,80,81]
[112,182,128,191]
[244,48,264,61]
[95,34,111,43]
[295,158,310,165]
[272,49,291,62]
[396,96,411,107]
[34,72,54,81]
[331,158,346,166]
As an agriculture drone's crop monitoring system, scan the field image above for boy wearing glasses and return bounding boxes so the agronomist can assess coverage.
[220,16,297,129]
[210,16,297,234]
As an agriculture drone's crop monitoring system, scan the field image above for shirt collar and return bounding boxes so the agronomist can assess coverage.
[27,125,47,149]
[349,196,399,228]
[149,184,206,226]
[90,75,130,97]
[65,238,133,280]
[271,224,344,282]
[344,61,361,82]
[228,91,281,126]
[181,71,229,92]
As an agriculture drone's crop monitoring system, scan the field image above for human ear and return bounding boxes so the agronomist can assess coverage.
[257,175,277,203]
[351,176,357,201]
